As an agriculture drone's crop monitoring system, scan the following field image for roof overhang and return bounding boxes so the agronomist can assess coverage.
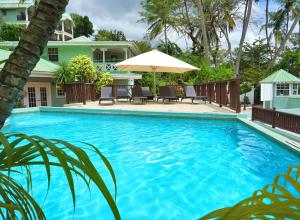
[112,74,142,80]
[30,72,54,78]
[0,40,141,56]
[0,0,33,8]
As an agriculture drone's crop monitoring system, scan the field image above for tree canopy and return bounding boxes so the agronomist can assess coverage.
[95,29,126,41]
[0,24,25,41]
[71,13,94,37]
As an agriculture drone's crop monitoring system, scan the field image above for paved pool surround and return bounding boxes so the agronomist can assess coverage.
[10,107,300,155]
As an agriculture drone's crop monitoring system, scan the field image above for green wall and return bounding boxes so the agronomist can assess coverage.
[2,9,18,23]
[28,77,65,107]
[41,45,93,64]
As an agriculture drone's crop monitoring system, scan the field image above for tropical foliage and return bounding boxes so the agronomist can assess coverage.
[95,72,113,92]
[95,29,127,41]
[134,40,153,53]
[69,55,97,83]
[0,24,25,41]
[199,165,300,219]
[54,62,74,84]
[273,49,300,77]
[71,13,94,37]
[0,133,120,219]
[139,0,300,74]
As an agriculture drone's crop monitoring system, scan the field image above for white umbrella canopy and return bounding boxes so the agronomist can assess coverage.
[115,49,199,96]
[116,49,198,73]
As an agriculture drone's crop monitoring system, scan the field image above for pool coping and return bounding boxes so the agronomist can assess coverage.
[9,107,300,155]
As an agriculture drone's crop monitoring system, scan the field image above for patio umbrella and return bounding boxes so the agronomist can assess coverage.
[115,49,199,96]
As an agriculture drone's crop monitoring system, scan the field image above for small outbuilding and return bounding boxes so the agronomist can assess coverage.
[260,69,300,109]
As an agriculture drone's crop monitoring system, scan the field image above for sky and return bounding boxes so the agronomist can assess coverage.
[66,0,283,50]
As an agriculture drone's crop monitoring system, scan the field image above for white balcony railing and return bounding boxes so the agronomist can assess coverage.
[95,62,119,72]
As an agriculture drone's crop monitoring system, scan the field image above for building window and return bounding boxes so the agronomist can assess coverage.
[292,84,298,95]
[56,84,65,98]
[17,9,26,21]
[48,48,59,62]
[93,49,103,63]
[0,10,7,16]
[276,83,290,96]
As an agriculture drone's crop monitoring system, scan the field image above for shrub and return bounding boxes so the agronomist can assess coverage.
[0,24,25,41]
[69,55,97,83]
[95,72,113,93]
[54,62,74,84]
[242,95,250,105]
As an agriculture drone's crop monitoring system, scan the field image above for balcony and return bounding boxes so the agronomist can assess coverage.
[94,62,120,72]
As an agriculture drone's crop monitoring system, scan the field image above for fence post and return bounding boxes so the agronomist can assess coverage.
[251,106,255,121]
[272,107,276,128]
[219,82,222,107]
[82,83,86,105]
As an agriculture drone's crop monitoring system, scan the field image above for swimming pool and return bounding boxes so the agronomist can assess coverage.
[3,111,300,220]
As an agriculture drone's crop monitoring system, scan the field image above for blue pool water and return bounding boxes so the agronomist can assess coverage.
[3,112,300,220]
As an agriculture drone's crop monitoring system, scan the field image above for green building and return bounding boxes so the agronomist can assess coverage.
[0,1,142,108]
[0,0,33,26]
[260,69,300,109]
[0,0,74,41]
[0,49,65,108]
[0,36,141,107]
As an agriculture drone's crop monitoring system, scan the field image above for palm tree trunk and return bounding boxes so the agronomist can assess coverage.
[0,0,68,128]
[265,0,272,58]
[234,0,253,77]
[164,22,168,54]
[196,0,210,62]
[268,15,300,70]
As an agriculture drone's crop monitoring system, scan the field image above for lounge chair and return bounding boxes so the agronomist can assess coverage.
[141,87,155,101]
[182,85,207,104]
[131,86,147,103]
[116,87,131,101]
[99,86,115,104]
[158,86,180,103]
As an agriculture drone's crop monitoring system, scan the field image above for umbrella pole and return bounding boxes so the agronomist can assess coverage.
[153,72,157,98]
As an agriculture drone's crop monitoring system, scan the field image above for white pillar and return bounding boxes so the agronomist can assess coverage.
[62,21,65,41]
[123,48,128,60]
[25,8,29,21]
[101,49,107,63]
[71,25,74,39]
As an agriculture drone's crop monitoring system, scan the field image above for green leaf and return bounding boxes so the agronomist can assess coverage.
[0,133,121,220]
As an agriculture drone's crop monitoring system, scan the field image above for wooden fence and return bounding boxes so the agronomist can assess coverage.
[194,79,241,113]
[252,106,300,134]
[64,83,97,104]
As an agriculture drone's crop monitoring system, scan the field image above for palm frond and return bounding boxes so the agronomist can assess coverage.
[0,133,120,220]
[199,165,300,219]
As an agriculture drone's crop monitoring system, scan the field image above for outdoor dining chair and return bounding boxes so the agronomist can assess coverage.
[182,85,207,104]
[99,86,115,104]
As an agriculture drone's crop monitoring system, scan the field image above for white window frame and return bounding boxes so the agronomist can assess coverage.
[292,83,298,95]
[56,84,66,98]
[48,48,59,62]
[275,83,290,97]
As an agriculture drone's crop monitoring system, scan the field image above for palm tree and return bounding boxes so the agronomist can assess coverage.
[267,0,300,69]
[195,0,210,62]
[235,0,254,77]
[264,0,273,57]
[140,0,178,54]
[0,0,67,128]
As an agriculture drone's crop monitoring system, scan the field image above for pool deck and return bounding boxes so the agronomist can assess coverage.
[64,100,236,114]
